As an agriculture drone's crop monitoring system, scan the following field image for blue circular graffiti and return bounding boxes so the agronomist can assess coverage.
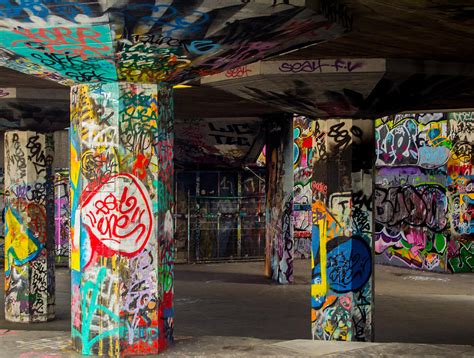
[326,235,372,293]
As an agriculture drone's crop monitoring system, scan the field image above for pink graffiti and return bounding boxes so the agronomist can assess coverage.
[0,329,17,336]
[82,173,153,258]
[406,228,426,257]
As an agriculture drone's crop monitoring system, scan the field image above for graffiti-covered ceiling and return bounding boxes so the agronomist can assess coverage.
[202,59,474,118]
[174,117,264,169]
[0,1,347,86]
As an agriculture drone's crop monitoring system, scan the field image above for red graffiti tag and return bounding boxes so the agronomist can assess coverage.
[225,66,252,78]
[12,27,111,60]
[82,173,153,257]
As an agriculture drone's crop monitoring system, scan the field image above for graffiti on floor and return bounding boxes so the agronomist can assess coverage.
[70,83,174,355]
[375,112,474,273]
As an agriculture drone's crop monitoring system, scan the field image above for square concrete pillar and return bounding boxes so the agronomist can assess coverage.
[4,131,55,322]
[310,119,374,342]
[54,169,70,266]
[265,115,294,284]
[70,83,174,356]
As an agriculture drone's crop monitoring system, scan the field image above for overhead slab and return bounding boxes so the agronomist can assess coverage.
[201,58,474,118]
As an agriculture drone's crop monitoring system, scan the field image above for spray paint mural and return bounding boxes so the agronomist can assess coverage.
[0,171,4,262]
[54,169,70,266]
[293,116,314,258]
[310,118,374,342]
[375,112,474,273]
[0,2,347,86]
[174,117,264,168]
[70,83,173,355]
[4,131,55,322]
[265,116,294,284]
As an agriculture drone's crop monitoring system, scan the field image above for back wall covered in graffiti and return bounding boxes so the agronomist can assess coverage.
[375,112,474,273]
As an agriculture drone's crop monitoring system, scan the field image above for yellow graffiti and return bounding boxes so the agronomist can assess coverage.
[4,206,41,274]
[70,127,81,271]
[311,200,346,320]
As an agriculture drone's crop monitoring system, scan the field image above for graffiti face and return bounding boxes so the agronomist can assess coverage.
[82,173,153,258]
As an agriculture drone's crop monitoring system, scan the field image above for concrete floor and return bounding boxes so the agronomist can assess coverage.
[0,261,474,356]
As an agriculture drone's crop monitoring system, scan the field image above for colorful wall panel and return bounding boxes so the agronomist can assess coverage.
[375,112,474,273]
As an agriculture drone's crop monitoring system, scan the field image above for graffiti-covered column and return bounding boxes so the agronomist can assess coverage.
[70,83,174,356]
[54,170,70,267]
[311,119,374,341]
[265,115,294,284]
[4,131,55,322]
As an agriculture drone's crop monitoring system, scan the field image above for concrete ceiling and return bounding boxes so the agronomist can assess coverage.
[202,58,474,118]
[174,117,265,169]
[198,1,474,117]
[1,0,474,123]
[297,0,474,62]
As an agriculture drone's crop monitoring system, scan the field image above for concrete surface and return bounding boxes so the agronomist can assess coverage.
[1,261,474,356]
[1,331,474,357]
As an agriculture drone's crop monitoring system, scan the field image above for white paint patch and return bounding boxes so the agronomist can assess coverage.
[403,275,449,282]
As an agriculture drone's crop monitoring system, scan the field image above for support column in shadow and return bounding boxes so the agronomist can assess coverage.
[264,114,294,284]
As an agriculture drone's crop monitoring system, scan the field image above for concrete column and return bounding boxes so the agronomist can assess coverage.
[70,83,174,356]
[54,169,70,266]
[4,131,55,322]
[0,170,4,262]
[310,119,374,341]
[265,115,294,284]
